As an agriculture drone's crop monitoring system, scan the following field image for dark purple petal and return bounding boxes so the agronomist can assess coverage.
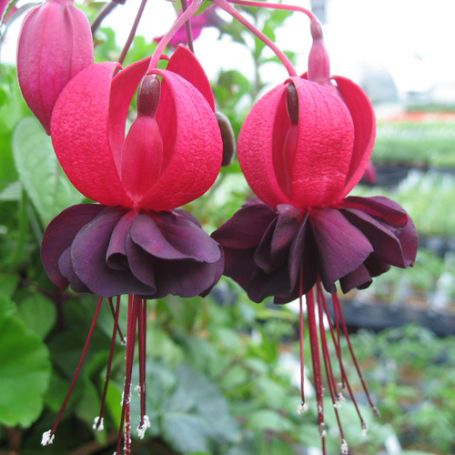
[310,208,373,289]
[131,212,220,263]
[154,255,223,298]
[247,267,290,303]
[71,208,154,297]
[106,211,137,270]
[222,247,258,290]
[156,212,221,263]
[125,236,157,290]
[288,216,317,293]
[340,196,408,227]
[342,208,406,267]
[364,254,391,277]
[255,204,301,273]
[212,201,276,248]
[394,216,418,267]
[57,248,90,293]
[41,204,104,288]
[340,264,372,293]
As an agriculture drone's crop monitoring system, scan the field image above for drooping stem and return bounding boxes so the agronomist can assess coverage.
[45,297,104,443]
[94,296,122,432]
[213,0,297,77]
[118,0,148,65]
[92,1,122,35]
[181,0,194,52]
[227,0,318,24]
[148,0,202,71]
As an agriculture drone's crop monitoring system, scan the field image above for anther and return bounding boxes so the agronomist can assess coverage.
[137,75,161,117]
[297,401,309,415]
[41,430,55,446]
[340,439,349,454]
[93,416,104,431]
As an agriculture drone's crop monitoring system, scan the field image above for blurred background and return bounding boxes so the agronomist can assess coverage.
[0,0,454,454]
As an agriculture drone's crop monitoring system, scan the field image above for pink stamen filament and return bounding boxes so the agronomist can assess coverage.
[305,286,326,455]
[116,295,140,455]
[316,286,346,442]
[95,296,122,431]
[298,274,306,408]
[317,280,367,427]
[148,0,203,71]
[109,296,125,344]
[118,0,148,66]
[48,297,104,439]
[138,298,147,426]
[212,0,298,77]
[332,292,379,416]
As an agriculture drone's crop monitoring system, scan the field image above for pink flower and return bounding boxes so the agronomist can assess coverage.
[17,0,94,133]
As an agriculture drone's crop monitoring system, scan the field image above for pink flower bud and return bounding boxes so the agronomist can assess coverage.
[17,0,93,133]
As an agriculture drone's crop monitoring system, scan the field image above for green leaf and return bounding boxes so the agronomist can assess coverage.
[12,117,83,225]
[162,413,212,453]
[17,294,57,338]
[248,409,293,433]
[0,313,51,427]
[0,296,16,318]
[0,273,19,297]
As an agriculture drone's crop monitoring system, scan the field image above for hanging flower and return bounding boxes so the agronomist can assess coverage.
[17,0,94,133]
[40,45,223,453]
[212,19,417,454]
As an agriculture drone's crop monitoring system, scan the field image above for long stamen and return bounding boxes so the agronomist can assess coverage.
[212,0,298,77]
[42,297,104,446]
[94,296,122,432]
[109,296,125,344]
[317,281,367,428]
[137,298,150,439]
[297,270,307,414]
[118,0,148,65]
[332,293,379,417]
[116,295,140,455]
[305,287,326,455]
[316,286,348,452]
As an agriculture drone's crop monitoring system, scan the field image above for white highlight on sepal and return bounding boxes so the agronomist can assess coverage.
[41,430,55,446]
[137,415,151,439]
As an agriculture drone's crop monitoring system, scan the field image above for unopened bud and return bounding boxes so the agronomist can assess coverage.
[17,0,94,133]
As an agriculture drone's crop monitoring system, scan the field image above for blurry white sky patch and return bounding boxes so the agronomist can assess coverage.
[2,0,455,99]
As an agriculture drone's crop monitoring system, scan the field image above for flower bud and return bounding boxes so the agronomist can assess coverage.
[17,0,93,133]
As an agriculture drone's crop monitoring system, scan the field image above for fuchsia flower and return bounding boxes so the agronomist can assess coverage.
[39,45,223,451]
[213,18,417,454]
[17,0,94,133]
